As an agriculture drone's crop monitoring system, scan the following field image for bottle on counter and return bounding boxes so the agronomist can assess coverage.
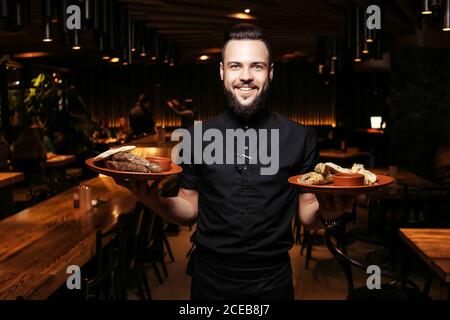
[79,185,92,212]
[73,193,80,208]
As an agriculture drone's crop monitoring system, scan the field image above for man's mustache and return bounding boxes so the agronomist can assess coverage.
[234,83,258,89]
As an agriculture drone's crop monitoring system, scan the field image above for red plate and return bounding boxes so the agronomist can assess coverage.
[85,158,182,181]
[288,174,394,194]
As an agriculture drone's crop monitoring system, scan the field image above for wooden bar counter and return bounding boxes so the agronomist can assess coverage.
[0,176,135,299]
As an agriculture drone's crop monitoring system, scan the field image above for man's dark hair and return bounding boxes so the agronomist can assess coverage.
[137,93,150,103]
[222,23,272,62]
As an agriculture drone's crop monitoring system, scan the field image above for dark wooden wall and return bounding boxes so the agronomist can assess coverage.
[389,47,450,179]
[335,70,390,129]
[71,58,335,128]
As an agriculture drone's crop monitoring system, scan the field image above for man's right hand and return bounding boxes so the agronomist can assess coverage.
[113,178,199,226]
[113,178,161,209]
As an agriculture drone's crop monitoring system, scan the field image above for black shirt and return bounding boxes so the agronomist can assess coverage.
[180,109,318,260]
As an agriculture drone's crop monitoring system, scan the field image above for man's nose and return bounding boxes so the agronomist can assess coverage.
[239,67,253,82]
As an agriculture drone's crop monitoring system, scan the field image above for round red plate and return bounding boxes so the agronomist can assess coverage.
[288,174,394,194]
[85,158,182,181]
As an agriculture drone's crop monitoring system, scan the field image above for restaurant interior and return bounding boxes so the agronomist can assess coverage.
[0,0,449,301]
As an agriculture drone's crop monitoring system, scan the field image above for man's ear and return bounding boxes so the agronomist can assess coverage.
[220,62,224,81]
[269,63,274,81]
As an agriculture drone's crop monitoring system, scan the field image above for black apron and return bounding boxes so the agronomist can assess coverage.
[186,246,294,300]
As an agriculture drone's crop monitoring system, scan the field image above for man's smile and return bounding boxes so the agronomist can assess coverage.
[234,85,258,99]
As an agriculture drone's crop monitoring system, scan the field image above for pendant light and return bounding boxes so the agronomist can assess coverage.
[9,0,24,29]
[444,0,450,31]
[108,0,115,51]
[42,0,52,42]
[331,36,338,61]
[354,5,362,62]
[0,0,8,18]
[330,59,336,75]
[72,29,81,50]
[422,0,433,14]
[96,0,109,52]
[141,23,149,57]
[83,0,91,22]
[151,30,159,60]
[130,17,135,52]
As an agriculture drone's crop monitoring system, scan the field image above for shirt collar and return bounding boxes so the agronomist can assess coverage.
[223,107,272,129]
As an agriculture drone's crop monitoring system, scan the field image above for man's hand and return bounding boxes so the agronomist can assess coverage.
[113,178,161,210]
[298,193,358,229]
[315,193,357,221]
[112,178,199,225]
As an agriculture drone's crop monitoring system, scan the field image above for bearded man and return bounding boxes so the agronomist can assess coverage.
[114,23,354,300]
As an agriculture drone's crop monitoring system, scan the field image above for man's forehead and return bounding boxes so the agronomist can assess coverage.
[223,39,270,63]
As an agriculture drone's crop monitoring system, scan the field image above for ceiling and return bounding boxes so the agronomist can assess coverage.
[0,0,434,66]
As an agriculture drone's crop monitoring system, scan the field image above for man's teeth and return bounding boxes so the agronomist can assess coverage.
[238,87,255,91]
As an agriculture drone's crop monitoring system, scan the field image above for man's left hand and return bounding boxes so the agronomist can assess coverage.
[314,193,359,221]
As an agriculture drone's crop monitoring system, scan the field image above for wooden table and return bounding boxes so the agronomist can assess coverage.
[45,155,77,192]
[369,168,438,199]
[0,172,24,189]
[131,146,173,159]
[45,154,76,168]
[92,137,118,145]
[0,172,24,219]
[399,228,450,298]
[130,135,177,148]
[319,148,370,160]
[0,176,136,299]
[372,168,437,188]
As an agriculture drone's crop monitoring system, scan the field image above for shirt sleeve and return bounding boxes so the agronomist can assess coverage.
[300,127,319,174]
[178,127,200,190]
[179,162,200,190]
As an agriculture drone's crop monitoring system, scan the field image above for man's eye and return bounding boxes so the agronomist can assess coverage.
[253,65,264,70]
[229,65,239,69]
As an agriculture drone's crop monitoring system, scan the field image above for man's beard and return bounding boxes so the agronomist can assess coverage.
[224,84,270,122]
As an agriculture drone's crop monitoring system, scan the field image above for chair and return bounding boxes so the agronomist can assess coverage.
[403,186,450,228]
[139,208,164,284]
[300,225,317,270]
[51,172,79,193]
[139,208,176,283]
[324,221,429,300]
[12,180,55,213]
[118,203,152,300]
[299,202,357,270]
[11,158,55,212]
[84,205,151,300]
[83,225,125,300]
[157,176,178,264]
[437,164,450,186]
[293,205,315,269]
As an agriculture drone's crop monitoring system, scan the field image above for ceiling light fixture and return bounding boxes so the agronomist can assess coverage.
[352,5,362,63]
[422,0,433,14]
[42,0,52,42]
[72,29,81,50]
[228,13,256,20]
[444,0,450,31]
